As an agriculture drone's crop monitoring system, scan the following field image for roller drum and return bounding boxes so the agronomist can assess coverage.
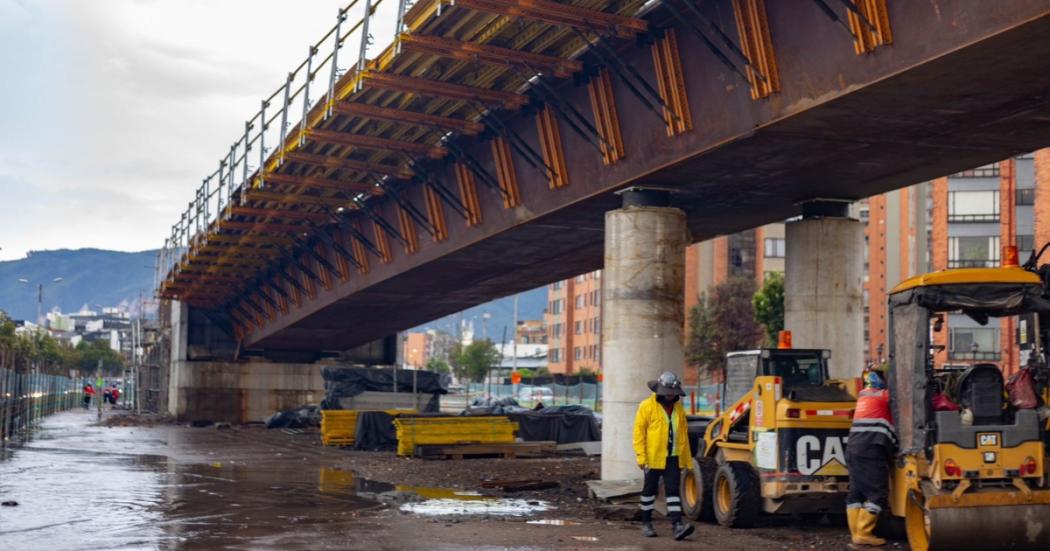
[922,505,1050,550]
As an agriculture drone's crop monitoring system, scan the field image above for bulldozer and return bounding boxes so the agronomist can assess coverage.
[886,245,1050,550]
[681,332,858,527]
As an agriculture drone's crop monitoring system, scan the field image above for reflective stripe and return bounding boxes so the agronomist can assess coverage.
[846,502,864,510]
[640,495,656,503]
[863,501,882,514]
[666,496,681,503]
[639,504,654,511]
[852,417,896,432]
[667,506,682,513]
[849,425,898,445]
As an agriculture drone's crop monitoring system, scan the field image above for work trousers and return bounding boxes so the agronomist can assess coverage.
[640,456,682,523]
[845,448,889,514]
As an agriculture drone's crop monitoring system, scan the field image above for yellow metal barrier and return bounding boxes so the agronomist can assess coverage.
[320,409,412,447]
[393,416,517,456]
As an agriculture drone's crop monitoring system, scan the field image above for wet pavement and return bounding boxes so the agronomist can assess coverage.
[0,410,862,550]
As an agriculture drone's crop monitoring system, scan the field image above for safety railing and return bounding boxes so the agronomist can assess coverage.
[156,0,416,287]
[0,368,82,444]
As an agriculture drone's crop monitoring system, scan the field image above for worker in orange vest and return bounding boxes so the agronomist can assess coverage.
[845,370,897,548]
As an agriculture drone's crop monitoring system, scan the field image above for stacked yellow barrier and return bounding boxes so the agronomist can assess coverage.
[321,409,415,446]
[320,410,359,446]
[394,416,518,456]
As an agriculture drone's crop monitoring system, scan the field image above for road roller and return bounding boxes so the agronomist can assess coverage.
[886,245,1050,551]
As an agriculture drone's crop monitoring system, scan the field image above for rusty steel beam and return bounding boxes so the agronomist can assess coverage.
[262,172,376,193]
[283,151,413,178]
[245,190,357,208]
[360,71,528,110]
[398,33,582,78]
[448,0,648,38]
[220,220,319,234]
[334,101,485,135]
[307,128,448,159]
[228,206,331,223]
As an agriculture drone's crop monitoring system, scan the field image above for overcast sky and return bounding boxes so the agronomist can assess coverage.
[0,0,399,261]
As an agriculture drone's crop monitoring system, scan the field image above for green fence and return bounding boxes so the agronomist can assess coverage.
[0,368,82,443]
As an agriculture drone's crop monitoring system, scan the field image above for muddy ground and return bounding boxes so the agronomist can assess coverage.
[0,411,907,550]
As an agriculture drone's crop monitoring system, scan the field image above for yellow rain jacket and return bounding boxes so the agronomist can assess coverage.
[633,394,691,470]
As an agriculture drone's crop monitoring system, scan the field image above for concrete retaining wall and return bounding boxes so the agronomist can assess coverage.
[168,361,324,424]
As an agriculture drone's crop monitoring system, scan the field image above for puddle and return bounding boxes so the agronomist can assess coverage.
[400,498,553,517]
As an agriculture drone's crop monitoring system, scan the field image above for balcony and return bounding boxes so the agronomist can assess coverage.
[948,350,1001,361]
[952,164,1000,178]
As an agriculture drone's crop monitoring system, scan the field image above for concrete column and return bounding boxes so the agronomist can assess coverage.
[167,301,188,417]
[784,210,864,380]
[601,190,687,481]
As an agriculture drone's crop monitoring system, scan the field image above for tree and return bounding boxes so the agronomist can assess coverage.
[70,340,125,376]
[425,357,450,374]
[452,339,502,383]
[686,277,764,380]
[752,271,785,346]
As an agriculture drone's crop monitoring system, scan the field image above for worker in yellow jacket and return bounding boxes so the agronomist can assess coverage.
[633,371,694,541]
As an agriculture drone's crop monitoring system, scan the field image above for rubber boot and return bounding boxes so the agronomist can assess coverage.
[672,520,694,541]
[852,510,886,547]
[642,522,657,538]
[846,508,860,540]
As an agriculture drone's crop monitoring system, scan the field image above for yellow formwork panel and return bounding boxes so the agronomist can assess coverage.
[321,409,414,447]
[394,416,518,456]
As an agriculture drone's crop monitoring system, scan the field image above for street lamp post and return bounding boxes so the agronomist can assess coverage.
[17,277,63,327]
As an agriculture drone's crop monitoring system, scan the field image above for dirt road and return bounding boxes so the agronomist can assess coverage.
[0,411,899,550]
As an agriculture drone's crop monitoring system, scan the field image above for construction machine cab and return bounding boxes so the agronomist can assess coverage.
[886,245,1050,551]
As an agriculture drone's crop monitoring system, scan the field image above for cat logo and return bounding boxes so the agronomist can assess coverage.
[796,435,849,476]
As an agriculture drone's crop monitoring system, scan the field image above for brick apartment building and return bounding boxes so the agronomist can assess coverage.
[546,151,1050,379]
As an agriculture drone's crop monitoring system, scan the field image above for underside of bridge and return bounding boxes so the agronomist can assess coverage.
[158,0,1050,353]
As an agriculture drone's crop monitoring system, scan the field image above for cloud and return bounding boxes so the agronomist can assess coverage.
[0,0,364,261]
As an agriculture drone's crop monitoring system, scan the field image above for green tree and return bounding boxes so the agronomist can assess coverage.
[686,277,764,380]
[425,357,450,374]
[70,340,125,376]
[452,339,502,383]
[516,368,536,379]
[752,271,785,346]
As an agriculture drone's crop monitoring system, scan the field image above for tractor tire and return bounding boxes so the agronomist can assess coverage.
[712,461,762,528]
[681,457,718,522]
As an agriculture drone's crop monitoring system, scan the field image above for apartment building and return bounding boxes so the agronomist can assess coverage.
[545,149,1050,379]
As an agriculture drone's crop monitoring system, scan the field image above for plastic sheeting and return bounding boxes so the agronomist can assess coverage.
[353,411,399,451]
[321,366,449,410]
[265,405,321,429]
[462,405,601,444]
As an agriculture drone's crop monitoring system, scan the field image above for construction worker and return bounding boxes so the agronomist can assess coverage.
[633,371,694,541]
[845,369,897,548]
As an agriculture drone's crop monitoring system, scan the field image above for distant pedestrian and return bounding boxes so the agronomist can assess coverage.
[82,384,94,409]
[111,384,121,406]
[633,371,694,541]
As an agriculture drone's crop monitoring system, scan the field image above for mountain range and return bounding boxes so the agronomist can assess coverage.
[0,248,550,338]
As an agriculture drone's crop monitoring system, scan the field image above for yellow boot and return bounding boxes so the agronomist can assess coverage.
[846,507,860,540]
[853,509,887,547]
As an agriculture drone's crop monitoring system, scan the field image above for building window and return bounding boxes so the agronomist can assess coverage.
[549,299,563,315]
[949,327,1001,360]
[575,294,585,309]
[947,190,999,222]
[952,163,1000,178]
[552,280,564,290]
[764,237,786,258]
[574,347,582,360]
[1018,234,1035,253]
[550,348,561,363]
[575,275,586,283]
[1017,188,1035,206]
[574,320,583,335]
[551,323,563,339]
[948,236,1000,268]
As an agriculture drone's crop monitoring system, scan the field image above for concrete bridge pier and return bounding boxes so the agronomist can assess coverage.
[165,301,395,423]
[601,189,688,481]
[784,201,865,381]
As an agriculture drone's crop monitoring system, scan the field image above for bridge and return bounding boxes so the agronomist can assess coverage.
[154,0,1050,478]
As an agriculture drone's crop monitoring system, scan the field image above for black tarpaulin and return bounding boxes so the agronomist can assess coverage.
[320,366,450,410]
[889,283,1050,318]
[353,411,399,451]
[506,412,600,444]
